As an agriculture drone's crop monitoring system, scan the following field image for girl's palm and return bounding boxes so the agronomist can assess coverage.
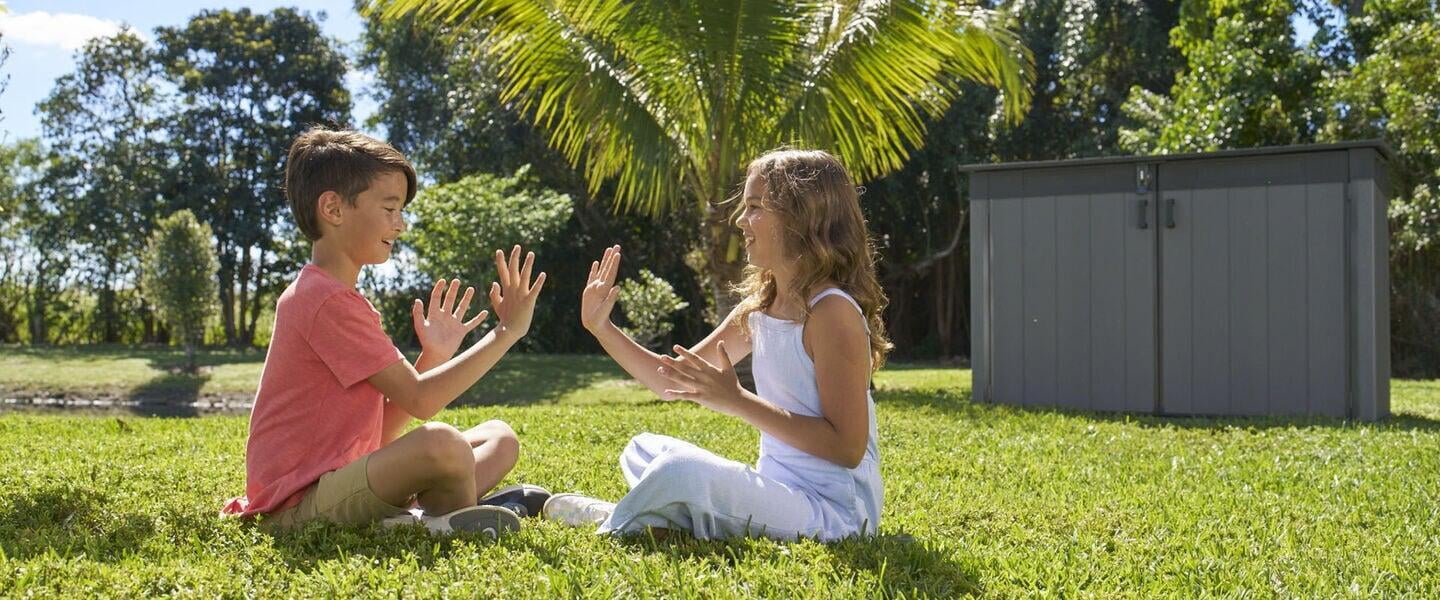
[582,245,622,331]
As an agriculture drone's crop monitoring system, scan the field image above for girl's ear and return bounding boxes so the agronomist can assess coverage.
[316,191,344,228]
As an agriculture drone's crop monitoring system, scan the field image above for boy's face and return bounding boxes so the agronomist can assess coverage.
[329,170,409,265]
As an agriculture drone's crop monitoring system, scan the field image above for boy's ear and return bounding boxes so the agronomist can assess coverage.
[316,191,345,228]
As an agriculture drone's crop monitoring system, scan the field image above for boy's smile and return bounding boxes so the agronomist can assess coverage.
[339,170,410,265]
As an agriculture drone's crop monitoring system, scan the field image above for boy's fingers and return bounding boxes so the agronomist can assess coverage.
[494,250,511,288]
[489,281,503,305]
[521,251,535,286]
[455,286,475,318]
[428,279,445,317]
[588,260,599,281]
[509,245,521,278]
[443,278,461,312]
[530,272,547,297]
[411,298,425,328]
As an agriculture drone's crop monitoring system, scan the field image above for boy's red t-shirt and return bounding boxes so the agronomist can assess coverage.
[222,264,404,517]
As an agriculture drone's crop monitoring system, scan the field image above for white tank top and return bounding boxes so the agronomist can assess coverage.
[748,288,883,535]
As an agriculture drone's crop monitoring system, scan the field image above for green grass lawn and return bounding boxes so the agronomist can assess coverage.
[1,347,1438,596]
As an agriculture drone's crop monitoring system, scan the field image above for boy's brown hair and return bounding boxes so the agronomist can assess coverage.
[284,126,417,241]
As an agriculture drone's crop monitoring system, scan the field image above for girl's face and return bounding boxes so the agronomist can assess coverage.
[737,173,787,271]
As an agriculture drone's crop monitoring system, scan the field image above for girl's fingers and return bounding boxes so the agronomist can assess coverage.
[454,286,475,318]
[664,389,696,399]
[530,272,547,297]
[463,310,489,330]
[509,245,522,278]
[605,246,622,284]
[588,260,599,281]
[411,298,425,330]
[521,251,535,287]
[494,250,511,288]
[671,344,710,367]
[658,364,698,383]
[489,281,503,306]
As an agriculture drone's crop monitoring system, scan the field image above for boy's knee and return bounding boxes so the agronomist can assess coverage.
[413,422,472,475]
[481,419,520,465]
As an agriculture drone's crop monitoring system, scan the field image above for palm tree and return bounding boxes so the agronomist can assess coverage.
[372,0,1033,311]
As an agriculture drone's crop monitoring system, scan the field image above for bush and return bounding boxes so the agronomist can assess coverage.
[618,269,689,351]
[141,210,218,370]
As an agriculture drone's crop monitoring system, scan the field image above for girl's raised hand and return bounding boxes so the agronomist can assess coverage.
[658,341,746,415]
[581,245,623,333]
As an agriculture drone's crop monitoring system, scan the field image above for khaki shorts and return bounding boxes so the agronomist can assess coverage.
[259,454,410,533]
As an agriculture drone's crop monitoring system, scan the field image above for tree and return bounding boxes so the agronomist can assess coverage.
[865,0,1182,357]
[36,30,169,343]
[1119,0,1324,154]
[372,0,1034,311]
[156,8,351,346]
[1319,0,1440,374]
[142,210,219,371]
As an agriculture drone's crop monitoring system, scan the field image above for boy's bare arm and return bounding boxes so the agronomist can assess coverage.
[370,246,546,419]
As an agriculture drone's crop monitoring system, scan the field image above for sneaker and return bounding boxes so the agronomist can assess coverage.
[379,508,423,529]
[542,493,616,528]
[479,484,552,518]
[421,505,521,539]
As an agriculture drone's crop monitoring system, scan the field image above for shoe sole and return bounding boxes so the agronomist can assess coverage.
[447,506,522,540]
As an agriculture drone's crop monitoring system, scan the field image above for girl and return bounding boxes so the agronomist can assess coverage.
[545,149,892,541]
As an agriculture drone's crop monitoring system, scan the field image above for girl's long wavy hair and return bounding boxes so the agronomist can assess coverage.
[732,149,893,372]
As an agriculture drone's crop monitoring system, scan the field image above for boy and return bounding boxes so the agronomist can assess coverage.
[222,127,549,537]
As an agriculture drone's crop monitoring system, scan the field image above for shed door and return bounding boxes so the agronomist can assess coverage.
[984,164,1157,412]
[1158,152,1349,417]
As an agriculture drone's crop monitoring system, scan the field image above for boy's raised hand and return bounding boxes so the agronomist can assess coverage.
[412,278,488,361]
[489,245,547,339]
[581,245,622,332]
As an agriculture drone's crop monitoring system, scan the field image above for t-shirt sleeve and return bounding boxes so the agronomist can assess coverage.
[307,291,405,388]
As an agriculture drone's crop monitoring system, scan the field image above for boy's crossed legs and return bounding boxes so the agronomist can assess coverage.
[368,419,520,514]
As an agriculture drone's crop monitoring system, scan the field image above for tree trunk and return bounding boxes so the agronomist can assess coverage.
[246,247,268,345]
[702,202,746,320]
[238,245,252,346]
[217,239,237,346]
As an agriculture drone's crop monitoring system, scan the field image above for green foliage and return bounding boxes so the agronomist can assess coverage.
[141,210,219,369]
[405,168,572,346]
[1119,0,1324,153]
[617,269,689,351]
[1319,0,1440,374]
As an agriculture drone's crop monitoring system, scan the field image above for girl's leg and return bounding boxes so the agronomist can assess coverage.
[461,419,520,501]
[603,433,819,540]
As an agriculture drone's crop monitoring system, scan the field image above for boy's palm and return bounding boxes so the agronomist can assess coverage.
[581,245,623,332]
[411,278,487,361]
[490,245,547,337]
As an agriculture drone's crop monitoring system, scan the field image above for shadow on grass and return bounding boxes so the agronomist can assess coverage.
[612,531,981,597]
[449,354,632,407]
[0,485,219,562]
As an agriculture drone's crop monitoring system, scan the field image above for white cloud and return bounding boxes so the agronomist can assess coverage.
[0,11,149,51]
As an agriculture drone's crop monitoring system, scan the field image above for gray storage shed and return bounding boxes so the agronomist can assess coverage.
[964,141,1390,420]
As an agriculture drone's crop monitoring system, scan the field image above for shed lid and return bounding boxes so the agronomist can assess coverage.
[956,140,1393,173]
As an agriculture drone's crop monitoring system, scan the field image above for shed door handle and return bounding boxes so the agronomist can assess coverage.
[1165,198,1177,229]
[1138,199,1150,229]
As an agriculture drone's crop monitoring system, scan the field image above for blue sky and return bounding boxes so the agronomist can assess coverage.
[0,1,378,142]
